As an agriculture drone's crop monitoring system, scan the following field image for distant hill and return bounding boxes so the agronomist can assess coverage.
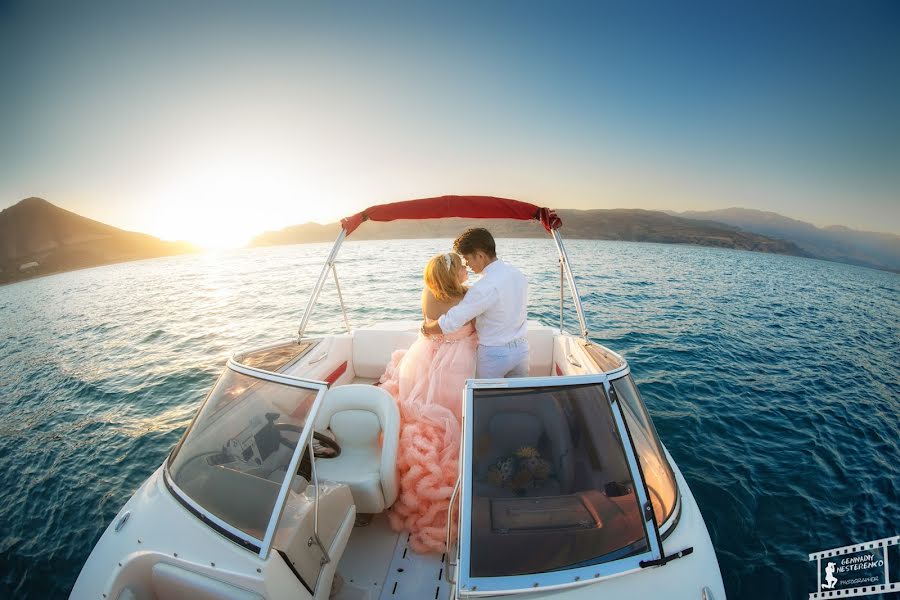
[251,208,810,257]
[0,197,196,284]
[674,208,900,272]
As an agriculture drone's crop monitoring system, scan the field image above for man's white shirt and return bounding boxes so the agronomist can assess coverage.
[438,259,528,346]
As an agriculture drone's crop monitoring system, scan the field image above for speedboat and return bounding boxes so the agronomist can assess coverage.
[72,196,726,599]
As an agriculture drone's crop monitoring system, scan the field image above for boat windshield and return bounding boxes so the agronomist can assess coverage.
[167,366,320,544]
[466,382,649,579]
[611,374,678,526]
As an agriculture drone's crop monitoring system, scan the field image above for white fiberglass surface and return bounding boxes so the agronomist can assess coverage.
[466,382,649,579]
[167,367,319,541]
[612,374,679,526]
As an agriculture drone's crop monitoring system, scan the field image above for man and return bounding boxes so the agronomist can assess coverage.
[421,227,529,378]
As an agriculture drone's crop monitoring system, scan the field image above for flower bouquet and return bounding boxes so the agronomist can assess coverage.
[486,446,554,495]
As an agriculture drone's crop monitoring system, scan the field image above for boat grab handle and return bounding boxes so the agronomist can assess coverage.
[444,477,460,584]
[309,351,328,365]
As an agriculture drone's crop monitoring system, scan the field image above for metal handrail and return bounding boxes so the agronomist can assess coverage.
[307,437,331,565]
[296,219,591,344]
[298,229,347,342]
[559,258,564,332]
[444,477,461,584]
[332,263,351,333]
[551,229,589,339]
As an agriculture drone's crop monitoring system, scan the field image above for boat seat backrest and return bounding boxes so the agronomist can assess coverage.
[525,327,555,376]
[329,409,381,448]
[313,385,400,513]
[474,395,574,494]
[352,329,418,379]
[487,412,543,460]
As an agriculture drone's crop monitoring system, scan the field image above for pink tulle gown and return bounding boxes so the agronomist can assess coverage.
[378,322,477,553]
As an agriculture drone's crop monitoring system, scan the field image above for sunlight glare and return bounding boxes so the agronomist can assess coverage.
[145,154,311,248]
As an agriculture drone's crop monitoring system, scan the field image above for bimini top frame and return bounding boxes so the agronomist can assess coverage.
[297,195,590,340]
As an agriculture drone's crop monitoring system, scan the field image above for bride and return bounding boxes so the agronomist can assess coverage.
[379,252,476,553]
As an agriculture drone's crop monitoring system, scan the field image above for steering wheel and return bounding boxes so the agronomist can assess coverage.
[274,423,342,459]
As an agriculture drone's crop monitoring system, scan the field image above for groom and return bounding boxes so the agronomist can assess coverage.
[421,227,529,378]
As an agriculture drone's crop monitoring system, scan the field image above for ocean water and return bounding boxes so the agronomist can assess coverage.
[0,239,897,599]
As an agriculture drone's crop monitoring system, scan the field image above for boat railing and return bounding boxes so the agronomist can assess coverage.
[297,224,591,343]
[445,477,461,585]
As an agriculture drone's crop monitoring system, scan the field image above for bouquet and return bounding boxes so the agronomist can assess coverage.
[486,446,553,495]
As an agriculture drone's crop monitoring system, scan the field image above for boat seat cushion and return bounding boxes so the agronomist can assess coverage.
[313,385,400,513]
[315,450,384,513]
[352,329,417,379]
[525,327,555,376]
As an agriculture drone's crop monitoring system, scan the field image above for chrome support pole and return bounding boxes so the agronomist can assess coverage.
[559,258,565,332]
[551,230,589,339]
[308,437,331,565]
[298,229,347,342]
[332,263,351,333]
[445,477,461,584]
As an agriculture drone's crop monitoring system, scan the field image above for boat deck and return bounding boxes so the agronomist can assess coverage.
[333,514,452,600]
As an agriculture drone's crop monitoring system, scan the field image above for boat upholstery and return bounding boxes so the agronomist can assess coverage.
[151,562,263,600]
[351,328,417,379]
[350,321,556,379]
[313,385,400,513]
[525,324,555,376]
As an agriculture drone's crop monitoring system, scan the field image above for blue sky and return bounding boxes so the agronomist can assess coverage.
[1,0,897,245]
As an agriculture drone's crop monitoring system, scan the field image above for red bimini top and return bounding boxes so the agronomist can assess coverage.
[339,195,562,237]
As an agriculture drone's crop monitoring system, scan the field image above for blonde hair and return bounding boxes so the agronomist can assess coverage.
[424,253,466,302]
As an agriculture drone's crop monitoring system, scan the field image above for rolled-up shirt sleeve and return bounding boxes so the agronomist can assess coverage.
[438,284,496,333]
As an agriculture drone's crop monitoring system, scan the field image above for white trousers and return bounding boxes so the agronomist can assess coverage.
[475,338,530,379]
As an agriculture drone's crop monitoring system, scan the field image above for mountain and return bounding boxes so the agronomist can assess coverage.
[675,208,900,272]
[251,208,810,257]
[0,197,196,284]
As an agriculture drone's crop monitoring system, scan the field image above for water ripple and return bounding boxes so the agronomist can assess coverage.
[0,240,898,598]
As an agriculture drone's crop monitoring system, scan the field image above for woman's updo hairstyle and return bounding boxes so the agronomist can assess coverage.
[424,253,466,302]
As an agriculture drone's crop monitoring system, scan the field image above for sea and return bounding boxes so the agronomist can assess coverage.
[0,238,897,599]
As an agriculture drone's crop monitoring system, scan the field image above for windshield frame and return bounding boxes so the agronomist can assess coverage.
[164,356,329,559]
[457,374,663,595]
[610,372,681,533]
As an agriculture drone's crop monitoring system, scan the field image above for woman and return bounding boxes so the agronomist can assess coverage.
[379,252,477,553]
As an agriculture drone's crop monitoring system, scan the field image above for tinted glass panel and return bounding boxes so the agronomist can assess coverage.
[169,369,318,541]
[469,384,648,577]
[612,375,678,525]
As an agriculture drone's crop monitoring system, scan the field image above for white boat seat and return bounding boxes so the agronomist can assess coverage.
[352,329,417,379]
[525,326,555,376]
[313,384,400,514]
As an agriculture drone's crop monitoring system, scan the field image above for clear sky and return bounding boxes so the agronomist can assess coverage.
[1,0,898,246]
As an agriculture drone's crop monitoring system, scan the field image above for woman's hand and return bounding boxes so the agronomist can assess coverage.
[421,318,443,336]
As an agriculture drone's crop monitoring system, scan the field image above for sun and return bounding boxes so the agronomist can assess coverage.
[145,158,301,249]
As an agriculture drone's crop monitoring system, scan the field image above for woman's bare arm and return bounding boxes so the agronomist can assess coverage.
[422,287,462,321]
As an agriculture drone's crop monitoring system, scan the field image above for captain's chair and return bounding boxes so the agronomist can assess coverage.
[313,384,400,514]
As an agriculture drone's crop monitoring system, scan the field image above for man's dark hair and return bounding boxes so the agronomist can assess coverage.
[454,227,496,258]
